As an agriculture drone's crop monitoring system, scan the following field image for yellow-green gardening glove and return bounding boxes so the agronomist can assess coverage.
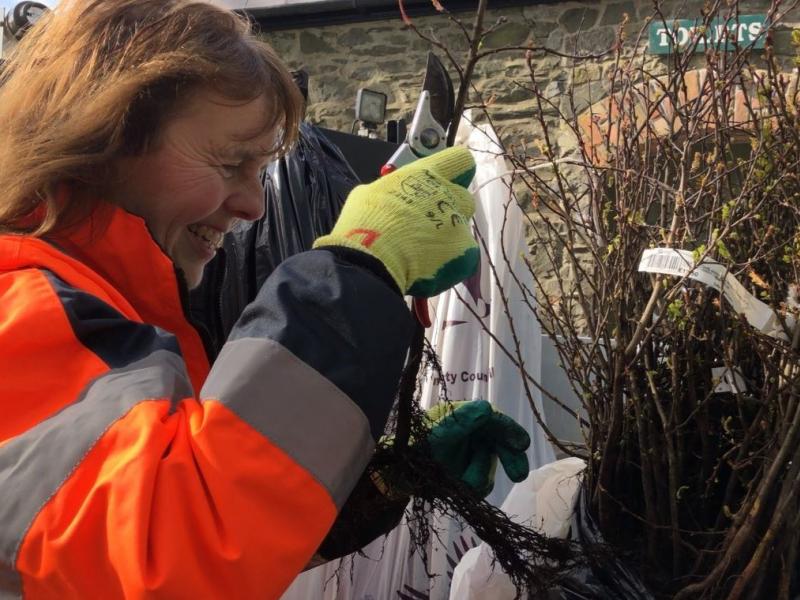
[426,400,531,498]
[313,147,479,297]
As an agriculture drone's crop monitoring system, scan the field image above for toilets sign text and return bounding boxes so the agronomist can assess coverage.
[649,15,766,55]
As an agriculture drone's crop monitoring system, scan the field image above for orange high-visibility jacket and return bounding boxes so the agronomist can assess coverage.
[0,206,412,599]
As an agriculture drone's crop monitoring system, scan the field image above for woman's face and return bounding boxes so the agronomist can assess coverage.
[109,90,274,288]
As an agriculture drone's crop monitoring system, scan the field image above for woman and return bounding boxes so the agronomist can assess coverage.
[0,0,485,597]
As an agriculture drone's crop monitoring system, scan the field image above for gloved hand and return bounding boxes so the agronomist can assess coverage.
[426,400,531,498]
[313,147,479,297]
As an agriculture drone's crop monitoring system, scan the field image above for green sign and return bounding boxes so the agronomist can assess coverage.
[649,15,767,54]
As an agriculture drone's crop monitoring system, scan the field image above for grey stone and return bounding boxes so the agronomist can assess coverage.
[527,20,559,45]
[349,66,375,81]
[375,59,413,74]
[557,97,575,121]
[482,21,532,49]
[600,2,636,26]
[572,62,603,84]
[523,3,574,22]
[559,8,600,34]
[385,34,429,51]
[497,104,542,121]
[498,6,526,19]
[516,190,535,211]
[299,31,335,54]
[438,31,470,52]
[556,129,578,152]
[534,54,565,72]
[739,0,774,10]
[263,32,297,55]
[528,245,559,276]
[567,80,610,115]
[564,26,617,55]
[311,78,348,102]
[546,29,565,51]
[336,28,372,47]
[772,29,796,56]
[655,0,707,19]
[775,56,796,74]
[389,86,415,107]
[356,44,405,55]
[543,77,568,99]
[505,63,531,78]
[363,25,401,36]
[538,81,569,117]
[502,84,534,103]
[514,132,545,149]
[474,57,502,77]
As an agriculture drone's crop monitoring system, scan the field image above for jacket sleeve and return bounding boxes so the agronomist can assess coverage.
[0,249,413,599]
[315,469,409,562]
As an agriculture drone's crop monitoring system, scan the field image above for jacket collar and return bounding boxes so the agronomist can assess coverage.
[49,203,211,387]
[52,204,187,326]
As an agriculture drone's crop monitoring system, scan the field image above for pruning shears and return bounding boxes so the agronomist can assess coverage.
[381,52,455,327]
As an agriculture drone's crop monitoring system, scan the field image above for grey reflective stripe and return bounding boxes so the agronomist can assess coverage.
[201,337,373,509]
[0,350,192,594]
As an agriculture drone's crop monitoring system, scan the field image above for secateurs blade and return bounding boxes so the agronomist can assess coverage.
[381,52,455,175]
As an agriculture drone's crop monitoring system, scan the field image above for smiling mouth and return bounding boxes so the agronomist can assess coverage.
[187,224,225,252]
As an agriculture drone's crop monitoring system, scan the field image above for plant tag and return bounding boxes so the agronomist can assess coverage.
[638,248,794,340]
[711,366,747,394]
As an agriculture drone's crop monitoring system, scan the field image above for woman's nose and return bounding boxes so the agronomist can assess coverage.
[224,180,266,222]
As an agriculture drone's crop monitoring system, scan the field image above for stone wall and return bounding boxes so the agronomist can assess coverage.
[262,0,800,311]
[265,0,798,146]
[265,2,622,148]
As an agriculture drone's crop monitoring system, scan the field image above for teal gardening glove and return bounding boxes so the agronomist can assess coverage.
[426,400,531,498]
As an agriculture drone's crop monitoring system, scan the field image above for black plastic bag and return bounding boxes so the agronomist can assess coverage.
[189,121,360,355]
[551,485,653,600]
[252,121,359,287]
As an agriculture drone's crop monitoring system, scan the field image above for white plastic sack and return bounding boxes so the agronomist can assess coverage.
[449,457,586,600]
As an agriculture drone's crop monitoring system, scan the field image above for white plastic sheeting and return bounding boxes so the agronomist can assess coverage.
[419,113,555,504]
[281,116,555,600]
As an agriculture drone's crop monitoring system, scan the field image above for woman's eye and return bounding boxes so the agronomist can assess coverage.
[219,164,240,179]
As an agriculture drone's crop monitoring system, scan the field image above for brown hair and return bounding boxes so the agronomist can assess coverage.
[0,0,304,235]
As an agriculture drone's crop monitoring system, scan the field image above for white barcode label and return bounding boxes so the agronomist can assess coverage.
[640,249,694,277]
[638,248,794,340]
